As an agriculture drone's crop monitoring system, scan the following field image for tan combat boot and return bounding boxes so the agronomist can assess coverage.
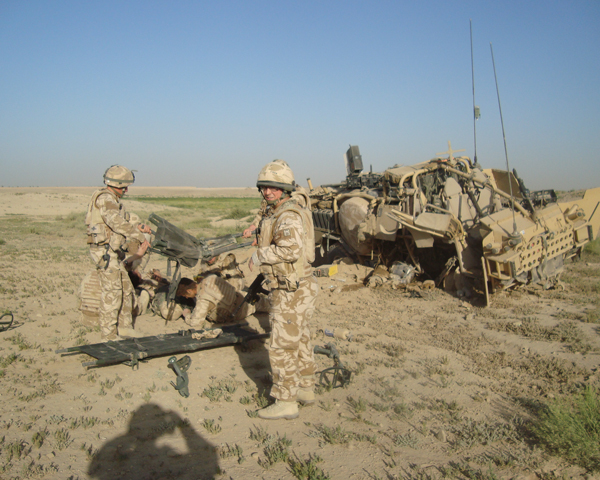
[297,388,315,406]
[257,400,299,420]
[118,326,142,338]
[297,375,316,405]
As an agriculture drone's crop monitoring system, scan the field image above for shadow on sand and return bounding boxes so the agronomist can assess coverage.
[88,403,219,480]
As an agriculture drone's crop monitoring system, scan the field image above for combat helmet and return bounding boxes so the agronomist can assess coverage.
[256,159,296,192]
[103,165,135,188]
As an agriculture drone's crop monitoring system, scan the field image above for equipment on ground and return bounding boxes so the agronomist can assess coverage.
[168,355,191,398]
[0,313,13,332]
[314,342,352,388]
[55,324,269,369]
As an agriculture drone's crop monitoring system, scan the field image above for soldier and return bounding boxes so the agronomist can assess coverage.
[248,160,318,420]
[85,165,151,340]
[149,253,268,326]
[184,253,268,327]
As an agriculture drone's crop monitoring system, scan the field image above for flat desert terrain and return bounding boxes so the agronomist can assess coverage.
[0,187,599,480]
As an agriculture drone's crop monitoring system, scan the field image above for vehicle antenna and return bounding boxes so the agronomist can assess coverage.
[490,42,520,242]
[470,20,480,168]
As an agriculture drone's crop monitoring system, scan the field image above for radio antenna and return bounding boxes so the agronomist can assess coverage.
[490,42,520,241]
[470,20,480,168]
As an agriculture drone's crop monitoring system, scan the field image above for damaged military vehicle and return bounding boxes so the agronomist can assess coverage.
[309,145,600,302]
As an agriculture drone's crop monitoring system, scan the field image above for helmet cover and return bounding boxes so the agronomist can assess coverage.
[104,165,135,188]
[256,160,296,192]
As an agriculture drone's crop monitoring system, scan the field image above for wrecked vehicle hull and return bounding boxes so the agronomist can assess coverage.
[310,146,600,300]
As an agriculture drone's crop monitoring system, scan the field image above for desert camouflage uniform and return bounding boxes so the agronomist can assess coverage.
[187,253,268,327]
[86,188,145,338]
[255,188,317,402]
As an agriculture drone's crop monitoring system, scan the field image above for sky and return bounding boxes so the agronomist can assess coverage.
[1,1,599,190]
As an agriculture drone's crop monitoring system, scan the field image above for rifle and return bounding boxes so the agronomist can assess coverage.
[230,273,269,319]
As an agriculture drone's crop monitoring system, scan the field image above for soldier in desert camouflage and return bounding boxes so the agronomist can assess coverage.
[248,160,318,420]
[149,253,269,326]
[184,253,269,327]
[85,165,151,340]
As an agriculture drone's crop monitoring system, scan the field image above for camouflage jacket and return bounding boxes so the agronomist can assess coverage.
[85,188,145,251]
[256,188,315,290]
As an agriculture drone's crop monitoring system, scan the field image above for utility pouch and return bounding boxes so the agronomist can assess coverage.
[276,275,299,292]
[87,224,109,245]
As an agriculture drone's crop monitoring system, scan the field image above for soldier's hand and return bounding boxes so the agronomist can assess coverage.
[137,240,150,256]
[138,223,152,234]
[242,225,256,238]
[249,251,260,271]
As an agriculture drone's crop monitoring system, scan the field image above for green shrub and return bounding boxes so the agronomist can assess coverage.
[532,386,600,471]
[584,237,600,256]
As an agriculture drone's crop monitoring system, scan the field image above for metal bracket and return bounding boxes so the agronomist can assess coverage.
[168,355,191,397]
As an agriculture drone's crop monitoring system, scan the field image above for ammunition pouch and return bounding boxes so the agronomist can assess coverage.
[261,268,300,292]
[87,223,110,245]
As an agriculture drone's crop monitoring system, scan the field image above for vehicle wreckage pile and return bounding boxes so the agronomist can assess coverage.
[309,145,600,302]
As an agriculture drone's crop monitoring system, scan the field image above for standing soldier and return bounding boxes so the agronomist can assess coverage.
[248,160,317,420]
[86,165,151,340]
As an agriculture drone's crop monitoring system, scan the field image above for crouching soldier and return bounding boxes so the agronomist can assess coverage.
[86,165,151,340]
[151,253,269,326]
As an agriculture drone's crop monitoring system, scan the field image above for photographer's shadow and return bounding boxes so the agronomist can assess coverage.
[88,403,219,480]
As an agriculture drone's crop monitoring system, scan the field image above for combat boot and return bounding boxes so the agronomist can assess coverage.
[297,388,315,406]
[118,326,142,338]
[257,400,299,420]
[297,375,316,405]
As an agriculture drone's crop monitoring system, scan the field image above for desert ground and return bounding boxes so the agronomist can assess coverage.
[0,187,599,480]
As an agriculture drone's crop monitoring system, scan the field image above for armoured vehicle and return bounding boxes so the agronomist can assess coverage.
[309,145,600,302]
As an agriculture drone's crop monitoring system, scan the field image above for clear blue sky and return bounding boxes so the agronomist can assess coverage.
[1,0,599,190]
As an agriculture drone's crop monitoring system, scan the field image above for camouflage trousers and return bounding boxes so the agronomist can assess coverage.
[89,245,134,338]
[187,274,267,327]
[268,276,318,402]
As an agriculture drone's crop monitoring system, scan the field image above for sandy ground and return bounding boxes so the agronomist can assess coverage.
[0,187,599,479]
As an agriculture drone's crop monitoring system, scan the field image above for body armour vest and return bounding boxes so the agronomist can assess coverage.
[257,194,315,289]
[85,188,130,250]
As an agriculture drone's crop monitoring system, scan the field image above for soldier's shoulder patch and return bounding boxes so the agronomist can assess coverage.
[282,228,291,238]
